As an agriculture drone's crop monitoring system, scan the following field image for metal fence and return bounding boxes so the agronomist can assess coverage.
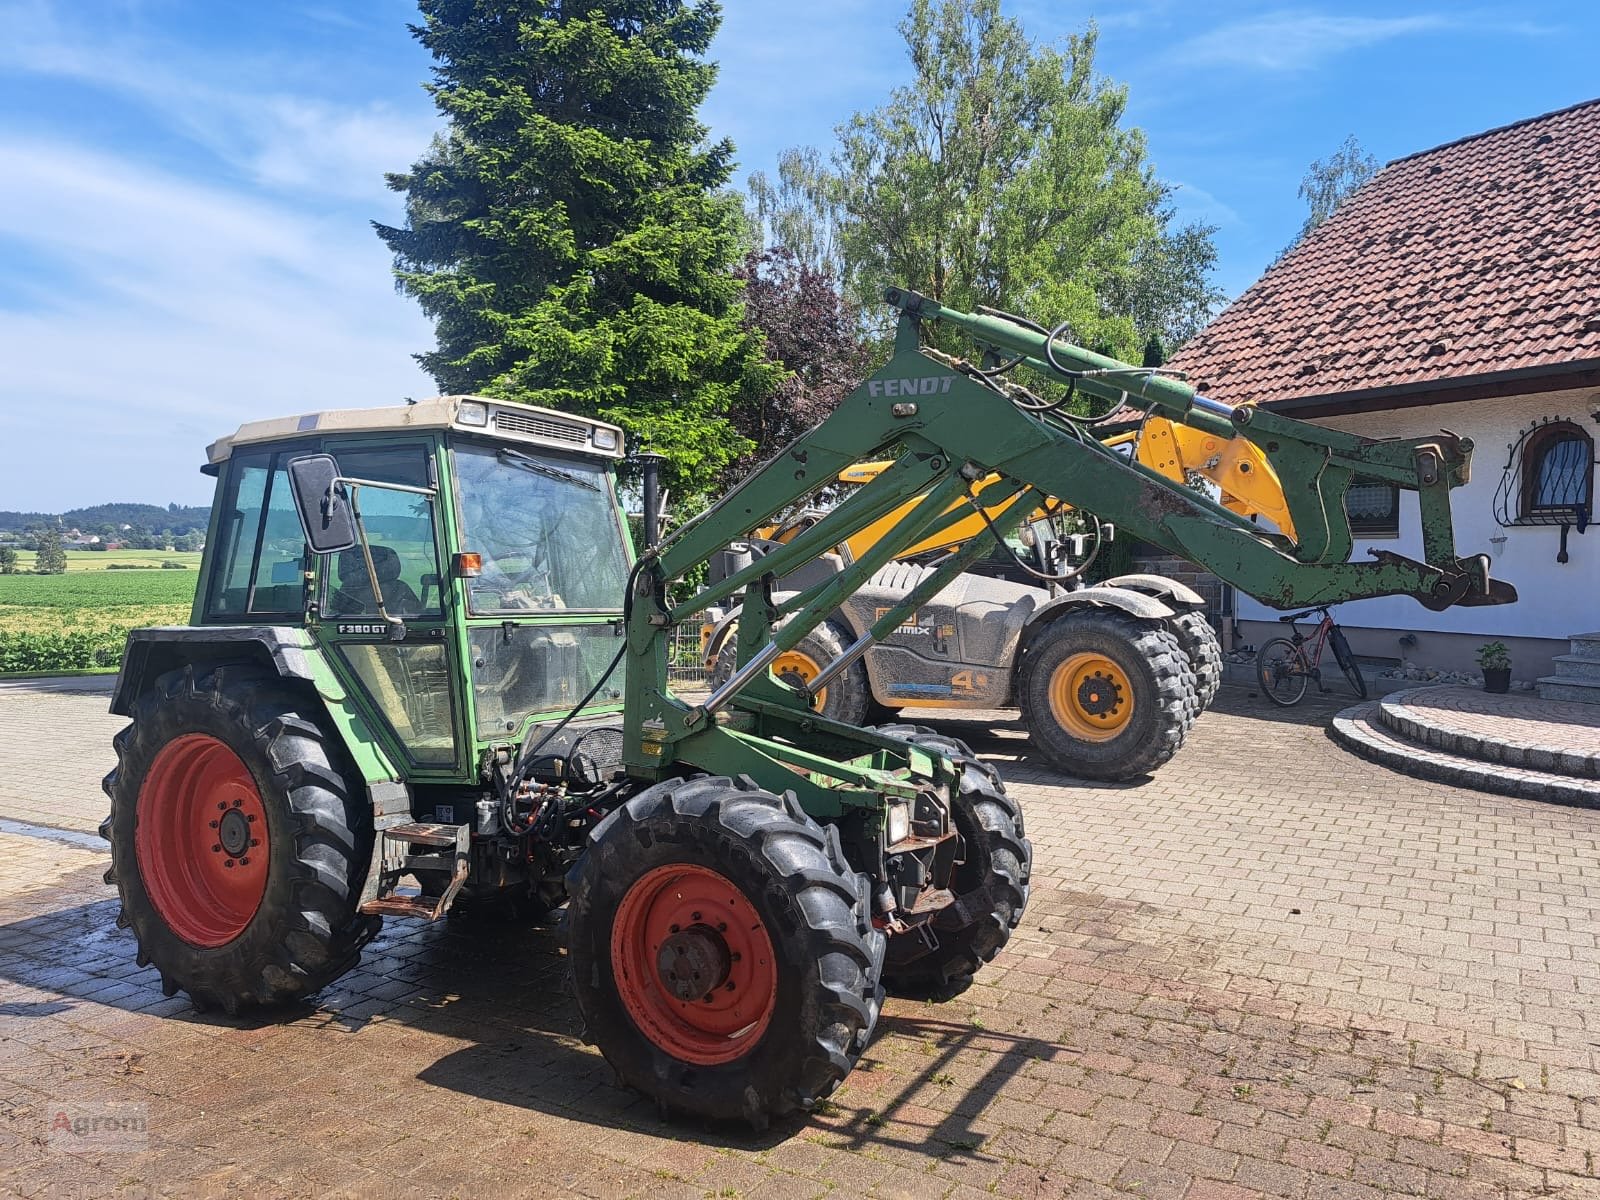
[666,622,711,689]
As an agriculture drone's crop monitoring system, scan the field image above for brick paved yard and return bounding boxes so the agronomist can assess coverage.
[4,679,1600,1199]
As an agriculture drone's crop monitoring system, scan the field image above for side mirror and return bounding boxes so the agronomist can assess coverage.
[287,454,358,553]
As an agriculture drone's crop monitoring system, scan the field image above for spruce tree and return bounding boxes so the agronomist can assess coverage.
[377,0,776,506]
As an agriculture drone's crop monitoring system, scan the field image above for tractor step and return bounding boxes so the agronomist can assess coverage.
[359,821,471,921]
[382,822,463,848]
[362,893,459,920]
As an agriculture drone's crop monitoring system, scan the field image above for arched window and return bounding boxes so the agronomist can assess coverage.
[1519,421,1594,521]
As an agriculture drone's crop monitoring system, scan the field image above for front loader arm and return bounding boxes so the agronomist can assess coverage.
[622,288,1515,777]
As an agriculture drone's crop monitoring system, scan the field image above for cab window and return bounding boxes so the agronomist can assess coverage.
[205,449,309,620]
[451,442,627,613]
[321,446,444,618]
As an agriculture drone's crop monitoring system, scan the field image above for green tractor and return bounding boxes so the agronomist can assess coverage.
[101,289,1512,1127]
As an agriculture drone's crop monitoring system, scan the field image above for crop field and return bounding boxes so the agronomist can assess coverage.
[61,549,204,572]
[0,569,199,672]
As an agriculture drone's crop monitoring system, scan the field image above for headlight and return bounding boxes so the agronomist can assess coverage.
[457,400,489,427]
[885,800,911,846]
[591,426,619,451]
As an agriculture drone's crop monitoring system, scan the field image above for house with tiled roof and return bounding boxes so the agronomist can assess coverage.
[1167,98,1600,690]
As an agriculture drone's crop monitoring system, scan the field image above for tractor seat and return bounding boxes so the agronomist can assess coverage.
[332,546,422,615]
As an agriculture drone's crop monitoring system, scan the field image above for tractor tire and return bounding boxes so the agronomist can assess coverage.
[1018,609,1196,780]
[871,725,1031,993]
[711,618,869,725]
[100,664,378,1014]
[566,774,884,1129]
[1167,610,1223,714]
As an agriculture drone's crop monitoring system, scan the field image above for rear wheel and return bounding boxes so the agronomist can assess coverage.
[566,775,884,1129]
[872,726,1031,993]
[1167,610,1223,714]
[1018,610,1197,779]
[100,665,378,1013]
[1256,638,1310,706]
[711,619,868,725]
[1329,627,1368,699]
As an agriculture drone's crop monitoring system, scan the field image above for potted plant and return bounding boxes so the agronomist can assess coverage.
[1477,641,1512,694]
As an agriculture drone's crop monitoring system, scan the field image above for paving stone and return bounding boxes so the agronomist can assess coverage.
[7,683,1600,1198]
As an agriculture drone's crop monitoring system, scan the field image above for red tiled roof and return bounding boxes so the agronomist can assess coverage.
[1167,98,1600,408]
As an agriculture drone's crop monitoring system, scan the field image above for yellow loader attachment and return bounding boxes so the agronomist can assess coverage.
[784,414,1298,564]
[1111,417,1297,541]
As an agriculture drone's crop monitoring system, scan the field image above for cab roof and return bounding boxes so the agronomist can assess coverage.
[205,395,626,464]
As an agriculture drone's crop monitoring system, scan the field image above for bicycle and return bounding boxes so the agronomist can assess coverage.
[1255,605,1368,706]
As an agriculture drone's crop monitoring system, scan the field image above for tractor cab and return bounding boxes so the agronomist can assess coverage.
[193,396,632,785]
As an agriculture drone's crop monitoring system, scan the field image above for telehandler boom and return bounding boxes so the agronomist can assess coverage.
[101,288,1512,1130]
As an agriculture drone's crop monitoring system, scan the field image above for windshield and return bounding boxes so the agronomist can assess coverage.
[452,441,628,613]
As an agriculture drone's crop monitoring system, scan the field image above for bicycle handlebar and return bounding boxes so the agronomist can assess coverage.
[1278,607,1330,623]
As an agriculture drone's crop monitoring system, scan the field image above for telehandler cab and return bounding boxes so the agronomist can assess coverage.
[101,288,1513,1126]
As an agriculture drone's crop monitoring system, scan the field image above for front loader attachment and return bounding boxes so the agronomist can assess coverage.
[621,286,1515,782]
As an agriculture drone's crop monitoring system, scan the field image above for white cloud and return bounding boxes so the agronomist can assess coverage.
[0,140,434,510]
[1177,12,1449,72]
[0,1,441,509]
[0,0,438,202]
[1169,180,1242,228]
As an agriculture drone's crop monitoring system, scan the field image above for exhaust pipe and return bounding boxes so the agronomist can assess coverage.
[637,452,664,549]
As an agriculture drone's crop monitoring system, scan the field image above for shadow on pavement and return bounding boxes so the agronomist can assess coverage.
[0,874,1047,1153]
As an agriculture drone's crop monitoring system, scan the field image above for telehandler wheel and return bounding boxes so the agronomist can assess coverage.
[99,665,378,1014]
[1167,610,1223,714]
[711,619,869,725]
[565,775,884,1129]
[872,726,1031,993]
[1019,610,1196,780]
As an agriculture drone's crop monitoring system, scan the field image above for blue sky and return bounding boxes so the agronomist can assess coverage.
[0,0,1594,511]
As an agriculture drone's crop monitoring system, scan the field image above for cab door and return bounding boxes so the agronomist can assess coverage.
[311,439,471,781]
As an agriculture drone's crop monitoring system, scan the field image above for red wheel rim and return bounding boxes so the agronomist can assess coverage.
[611,864,778,1066]
[135,734,269,948]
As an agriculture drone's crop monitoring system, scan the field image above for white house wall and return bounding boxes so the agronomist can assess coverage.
[1233,387,1598,676]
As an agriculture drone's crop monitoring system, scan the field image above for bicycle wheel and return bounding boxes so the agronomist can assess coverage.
[1256,638,1309,706]
[1328,627,1367,699]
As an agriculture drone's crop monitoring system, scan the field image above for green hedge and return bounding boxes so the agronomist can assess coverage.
[0,630,127,673]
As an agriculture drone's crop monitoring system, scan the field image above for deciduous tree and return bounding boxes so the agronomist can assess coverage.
[751,0,1222,357]
[732,248,872,468]
[1286,134,1377,252]
[33,528,66,575]
[378,0,777,505]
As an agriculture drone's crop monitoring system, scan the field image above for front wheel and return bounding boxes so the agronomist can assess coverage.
[565,775,884,1129]
[872,726,1031,993]
[1329,627,1368,699]
[1256,638,1310,706]
[1018,610,1197,779]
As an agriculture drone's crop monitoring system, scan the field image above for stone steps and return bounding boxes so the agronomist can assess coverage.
[1537,676,1600,704]
[1537,632,1600,705]
[1328,684,1600,807]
